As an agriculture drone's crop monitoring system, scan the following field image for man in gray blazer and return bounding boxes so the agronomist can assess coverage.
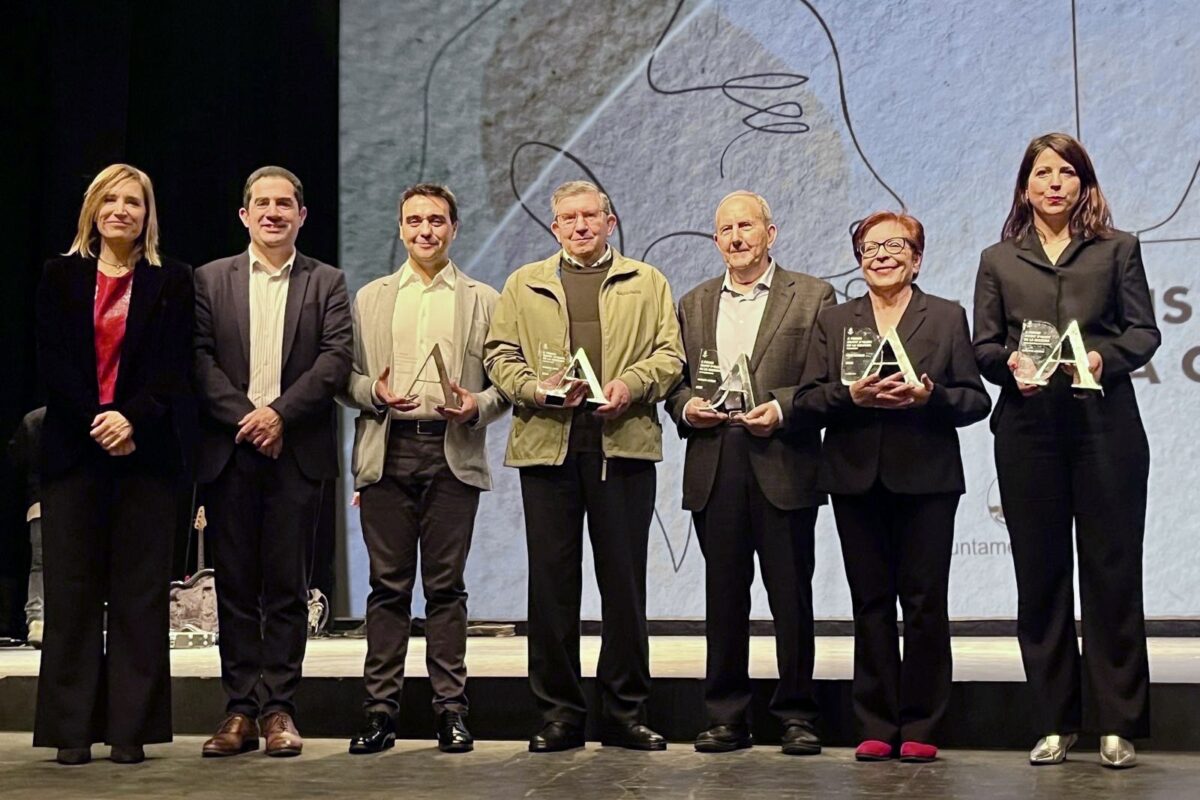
[195,167,352,758]
[342,184,507,755]
[665,191,834,755]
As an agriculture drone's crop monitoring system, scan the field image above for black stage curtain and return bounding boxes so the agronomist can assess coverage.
[3,0,340,637]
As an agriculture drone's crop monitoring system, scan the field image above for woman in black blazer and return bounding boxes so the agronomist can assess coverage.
[793,211,990,762]
[973,133,1159,769]
[34,164,193,765]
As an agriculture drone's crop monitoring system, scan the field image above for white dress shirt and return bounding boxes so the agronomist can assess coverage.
[686,259,783,422]
[247,244,295,409]
[716,259,776,377]
[389,260,458,420]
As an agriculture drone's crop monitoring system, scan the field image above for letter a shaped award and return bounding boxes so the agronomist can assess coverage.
[403,343,460,408]
[537,343,606,407]
[707,352,756,413]
[1015,319,1100,391]
[841,327,920,386]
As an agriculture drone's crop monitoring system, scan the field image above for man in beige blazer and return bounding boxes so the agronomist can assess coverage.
[341,184,507,755]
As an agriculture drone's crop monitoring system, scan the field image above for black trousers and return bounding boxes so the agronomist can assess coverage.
[995,383,1150,737]
[519,452,656,728]
[206,444,321,719]
[831,484,958,744]
[359,427,480,716]
[34,461,176,748]
[693,427,818,727]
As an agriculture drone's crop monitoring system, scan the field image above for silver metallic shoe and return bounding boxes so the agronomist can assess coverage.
[1029,733,1078,765]
[1099,735,1137,769]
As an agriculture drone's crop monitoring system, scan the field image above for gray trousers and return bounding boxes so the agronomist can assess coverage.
[26,517,43,625]
[359,427,480,716]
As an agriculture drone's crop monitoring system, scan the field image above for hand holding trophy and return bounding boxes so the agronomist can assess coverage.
[1011,319,1102,394]
[841,326,924,409]
[535,343,605,409]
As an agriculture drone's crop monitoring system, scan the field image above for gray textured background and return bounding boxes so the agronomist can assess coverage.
[339,0,1200,620]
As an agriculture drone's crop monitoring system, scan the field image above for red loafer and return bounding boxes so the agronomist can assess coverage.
[900,741,938,762]
[855,740,893,761]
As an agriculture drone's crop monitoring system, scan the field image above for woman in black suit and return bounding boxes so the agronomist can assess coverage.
[973,133,1159,769]
[793,211,990,762]
[34,164,193,765]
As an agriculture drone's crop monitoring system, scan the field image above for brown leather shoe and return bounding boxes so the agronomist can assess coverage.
[261,711,303,757]
[202,713,260,757]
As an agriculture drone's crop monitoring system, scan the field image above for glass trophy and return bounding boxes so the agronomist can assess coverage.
[1015,319,1100,390]
[693,348,724,405]
[708,352,756,413]
[840,327,920,386]
[537,343,606,407]
[403,343,459,409]
[841,327,881,385]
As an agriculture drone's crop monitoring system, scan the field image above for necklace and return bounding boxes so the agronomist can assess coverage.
[1036,229,1072,245]
[98,256,132,274]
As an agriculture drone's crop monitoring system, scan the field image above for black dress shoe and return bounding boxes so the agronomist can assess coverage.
[694,724,753,753]
[56,747,91,765]
[781,720,821,755]
[529,721,585,753]
[349,711,396,754]
[601,723,667,751]
[110,744,145,764]
[437,711,474,753]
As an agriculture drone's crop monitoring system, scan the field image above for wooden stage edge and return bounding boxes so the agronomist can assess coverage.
[3,636,1200,749]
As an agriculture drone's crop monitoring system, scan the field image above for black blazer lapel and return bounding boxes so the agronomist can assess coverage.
[749,272,795,372]
[897,285,928,343]
[699,280,721,352]
[231,253,252,369]
[1012,229,1085,272]
[114,259,167,397]
[281,254,312,368]
[67,259,99,403]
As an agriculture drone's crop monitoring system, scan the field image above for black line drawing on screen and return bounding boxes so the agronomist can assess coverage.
[647,0,904,207]
[1137,158,1200,245]
[509,141,625,253]
[417,0,502,182]
[1069,0,1197,247]
[655,509,694,574]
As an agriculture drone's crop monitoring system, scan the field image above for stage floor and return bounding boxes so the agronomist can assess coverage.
[2,635,1199,682]
[5,637,1199,750]
[1,734,1198,800]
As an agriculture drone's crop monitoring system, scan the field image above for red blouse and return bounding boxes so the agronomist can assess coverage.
[94,271,134,405]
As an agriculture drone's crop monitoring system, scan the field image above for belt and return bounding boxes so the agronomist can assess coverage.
[390,419,448,436]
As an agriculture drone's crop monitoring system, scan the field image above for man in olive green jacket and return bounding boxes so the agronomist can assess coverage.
[484,180,683,753]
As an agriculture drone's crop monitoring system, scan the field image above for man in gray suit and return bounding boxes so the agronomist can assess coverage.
[342,184,507,755]
[666,191,834,755]
[195,166,352,758]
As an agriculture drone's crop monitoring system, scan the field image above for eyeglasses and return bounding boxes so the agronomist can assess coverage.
[858,238,910,259]
[554,210,606,227]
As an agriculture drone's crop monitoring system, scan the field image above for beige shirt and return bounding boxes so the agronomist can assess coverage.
[389,260,458,420]
[247,244,295,408]
[717,259,776,376]
[685,259,782,422]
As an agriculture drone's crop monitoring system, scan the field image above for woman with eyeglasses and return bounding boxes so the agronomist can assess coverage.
[790,211,990,762]
[34,164,193,765]
[973,133,1159,768]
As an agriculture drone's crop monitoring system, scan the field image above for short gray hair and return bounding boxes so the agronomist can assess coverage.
[715,190,773,229]
[550,180,612,217]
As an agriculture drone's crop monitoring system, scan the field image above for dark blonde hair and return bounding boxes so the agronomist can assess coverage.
[550,180,612,217]
[67,164,161,266]
[851,210,925,260]
[1002,132,1114,241]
